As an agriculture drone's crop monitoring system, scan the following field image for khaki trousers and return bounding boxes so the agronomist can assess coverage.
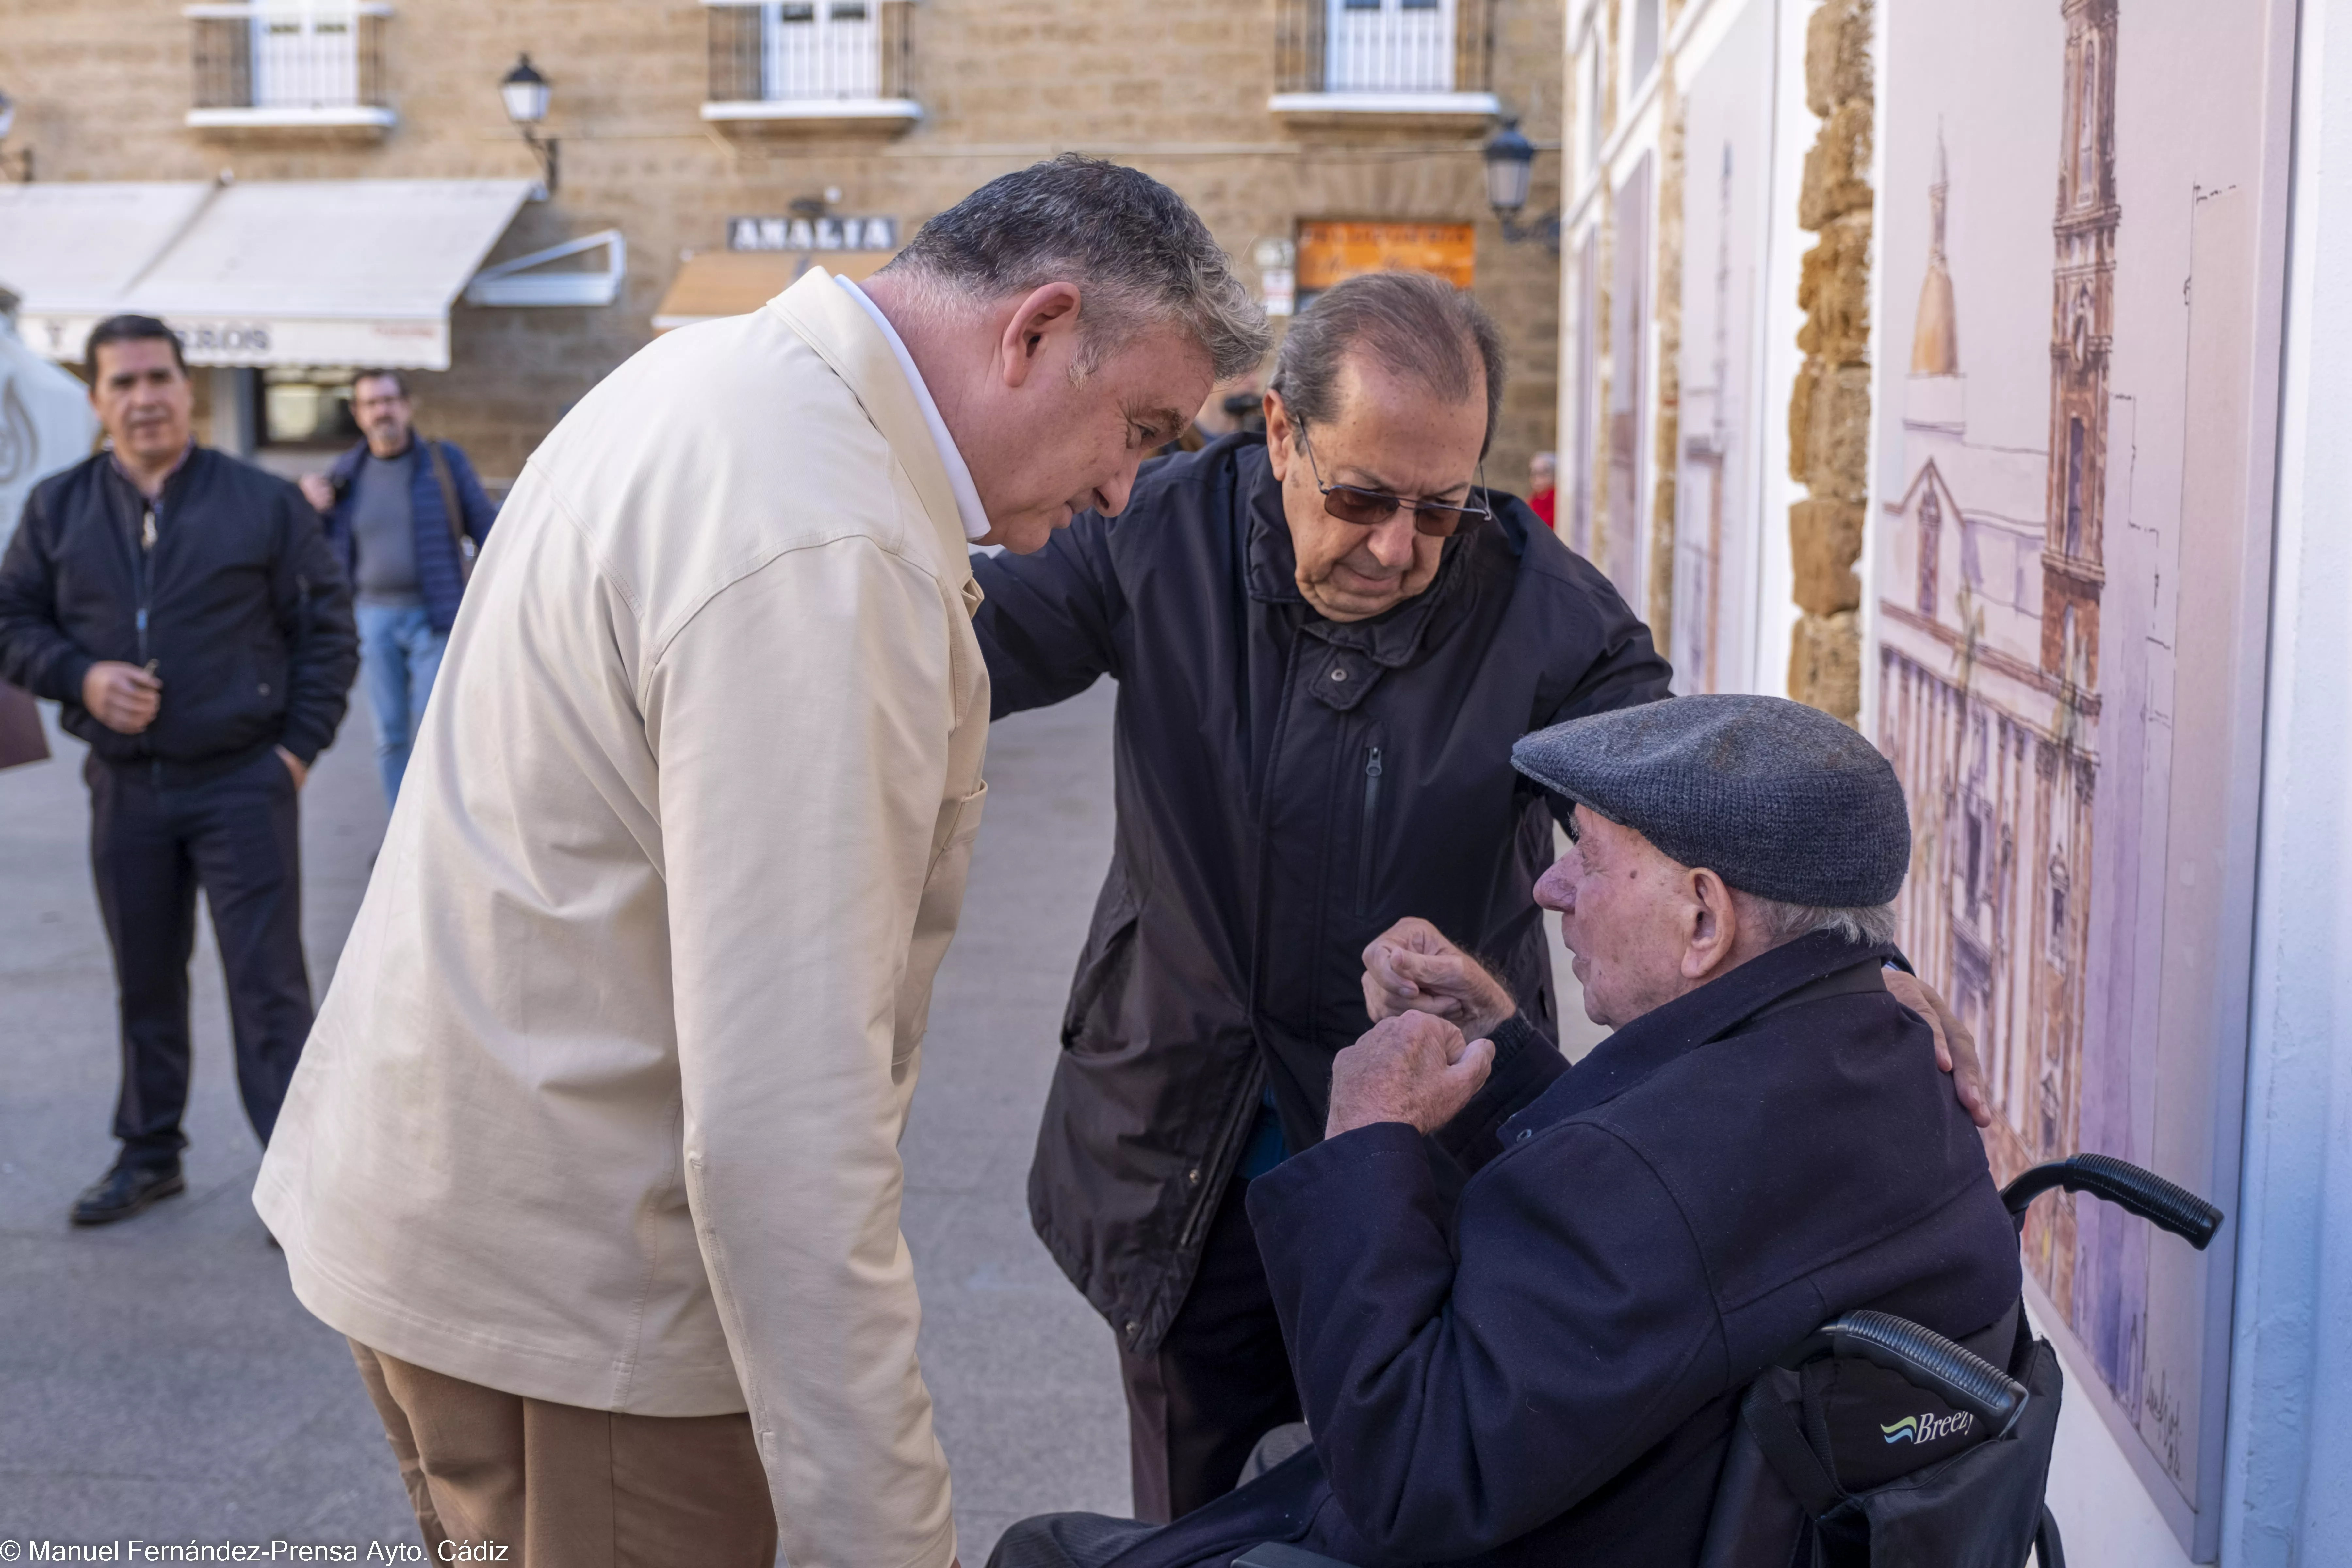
[350,1340,777,1567]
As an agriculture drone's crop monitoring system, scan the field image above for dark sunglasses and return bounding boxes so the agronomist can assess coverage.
[1301,431,1491,539]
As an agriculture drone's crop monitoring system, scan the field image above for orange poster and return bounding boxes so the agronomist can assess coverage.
[1296,221,1476,292]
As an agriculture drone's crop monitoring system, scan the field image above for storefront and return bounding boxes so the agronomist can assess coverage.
[0,177,620,476]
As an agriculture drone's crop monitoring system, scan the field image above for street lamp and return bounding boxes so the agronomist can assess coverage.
[500,55,557,199]
[1483,118,1557,253]
[0,89,35,183]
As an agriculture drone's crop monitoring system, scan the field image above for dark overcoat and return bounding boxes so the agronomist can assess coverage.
[1095,932,2025,1568]
[970,433,1671,1357]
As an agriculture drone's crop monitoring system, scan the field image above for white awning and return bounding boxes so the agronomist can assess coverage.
[0,183,218,316]
[0,178,540,370]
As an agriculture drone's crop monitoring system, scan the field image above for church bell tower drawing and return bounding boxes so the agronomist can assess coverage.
[2044,0,2118,687]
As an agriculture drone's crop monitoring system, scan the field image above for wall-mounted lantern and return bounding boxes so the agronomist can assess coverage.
[500,56,557,200]
[1483,119,1558,254]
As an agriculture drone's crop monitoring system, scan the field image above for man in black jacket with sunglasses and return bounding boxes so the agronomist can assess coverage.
[970,271,1674,1519]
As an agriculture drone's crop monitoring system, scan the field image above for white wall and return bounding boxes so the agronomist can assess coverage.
[2034,1299,2198,1568]
[2219,0,2352,1560]
[1750,0,1810,701]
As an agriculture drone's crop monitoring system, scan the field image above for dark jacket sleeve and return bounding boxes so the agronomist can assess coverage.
[0,482,95,705]
[1548,583,1673,726]
[1436,1012,1568,1174]
[271,483,359,765]
[444,441,500,544]
[968,510,1128,718]
[1248,1119,1720,1561]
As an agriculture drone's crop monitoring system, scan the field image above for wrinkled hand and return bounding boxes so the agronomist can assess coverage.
[297,472,336,513]
[81,660,161,734]
[1361,917,1517,1039]
[1326,1010,1496,1140]
[276,745,308,789]
[1885,969,1992,1129]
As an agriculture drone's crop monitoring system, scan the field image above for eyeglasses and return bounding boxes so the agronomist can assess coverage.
[1300,430,1491,539]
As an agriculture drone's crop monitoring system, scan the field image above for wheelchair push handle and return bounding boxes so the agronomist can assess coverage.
[2001,1153,2223,1250]
[1779,1309,2031,1439]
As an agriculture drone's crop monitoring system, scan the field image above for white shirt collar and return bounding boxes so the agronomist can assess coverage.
[836,275,992,544]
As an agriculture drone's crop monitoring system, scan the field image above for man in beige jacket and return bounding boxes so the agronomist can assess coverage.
[254,156,1267,1568]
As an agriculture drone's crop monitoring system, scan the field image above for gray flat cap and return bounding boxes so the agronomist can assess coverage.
[1511,695,1911,907]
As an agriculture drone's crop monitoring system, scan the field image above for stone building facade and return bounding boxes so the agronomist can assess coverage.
[0,0,1562,490]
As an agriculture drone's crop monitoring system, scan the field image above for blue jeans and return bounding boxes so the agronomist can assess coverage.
[356,600,447,807]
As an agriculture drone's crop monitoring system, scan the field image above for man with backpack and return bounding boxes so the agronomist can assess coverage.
[299,370,497,807]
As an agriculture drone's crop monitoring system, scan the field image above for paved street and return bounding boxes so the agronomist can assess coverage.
[0,683,1132,1558]
[0,674,1599,1559]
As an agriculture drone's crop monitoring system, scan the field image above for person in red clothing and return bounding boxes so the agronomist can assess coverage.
[1527,449,1557,528]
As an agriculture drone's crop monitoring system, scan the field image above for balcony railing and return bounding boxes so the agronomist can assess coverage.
[1275,0,1496,100]
[188,3,391,128]
[705,1,916,125]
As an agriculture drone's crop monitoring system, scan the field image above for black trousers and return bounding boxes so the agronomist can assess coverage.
[85,749,312,1165]
[1117,1173,1303,1523]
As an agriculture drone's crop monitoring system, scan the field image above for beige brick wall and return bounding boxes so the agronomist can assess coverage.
[0,0,1561,491]
[1786,0,1872,722]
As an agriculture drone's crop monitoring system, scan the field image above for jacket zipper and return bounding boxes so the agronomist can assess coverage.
[1356,745,1384,916]
[135,504,155,665]
[136,499,158,783]
[1177,1053,1267,1255]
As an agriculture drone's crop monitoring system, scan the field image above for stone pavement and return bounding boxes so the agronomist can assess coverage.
[0,684,1133,1560]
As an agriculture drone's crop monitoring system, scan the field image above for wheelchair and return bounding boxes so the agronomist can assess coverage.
[1235,1153,2224,1568]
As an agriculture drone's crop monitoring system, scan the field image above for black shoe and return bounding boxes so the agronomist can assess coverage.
[70,1159,186,1227]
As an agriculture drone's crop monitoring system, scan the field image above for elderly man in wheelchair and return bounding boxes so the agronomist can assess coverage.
[990,695,2221,1568]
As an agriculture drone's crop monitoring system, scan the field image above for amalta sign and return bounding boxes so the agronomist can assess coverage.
[728,215,898,253]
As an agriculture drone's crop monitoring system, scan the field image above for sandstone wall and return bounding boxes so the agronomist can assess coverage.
[0,0,1561,488]
[1645,62,1684,651]
[1786,0,1873,722]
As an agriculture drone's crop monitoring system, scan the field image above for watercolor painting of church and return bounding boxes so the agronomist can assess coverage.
[1876,0,2145,1434]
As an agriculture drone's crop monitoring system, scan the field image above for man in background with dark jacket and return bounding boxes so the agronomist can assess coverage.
[0,314,357,1227]
[970,271,1674,1520]
[299,369,496,807]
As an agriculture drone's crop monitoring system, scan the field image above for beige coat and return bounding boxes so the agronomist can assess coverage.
[255,268,988,1568]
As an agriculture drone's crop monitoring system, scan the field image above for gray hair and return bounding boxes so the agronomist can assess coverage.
[1744,897,1901,948]
[1267,270,1507,456]
[881,153,1268,381]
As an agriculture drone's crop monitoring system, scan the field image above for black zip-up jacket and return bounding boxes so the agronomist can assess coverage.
[0,447,357,778]
[972,433,1673,1357]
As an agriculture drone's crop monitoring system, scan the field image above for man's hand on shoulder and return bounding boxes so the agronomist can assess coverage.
[1362,916,1517,1039]
[1884,969,1992,1129]
[297,473,336,514]
[81,661,161,734]
[1326,1011,1496,1140]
